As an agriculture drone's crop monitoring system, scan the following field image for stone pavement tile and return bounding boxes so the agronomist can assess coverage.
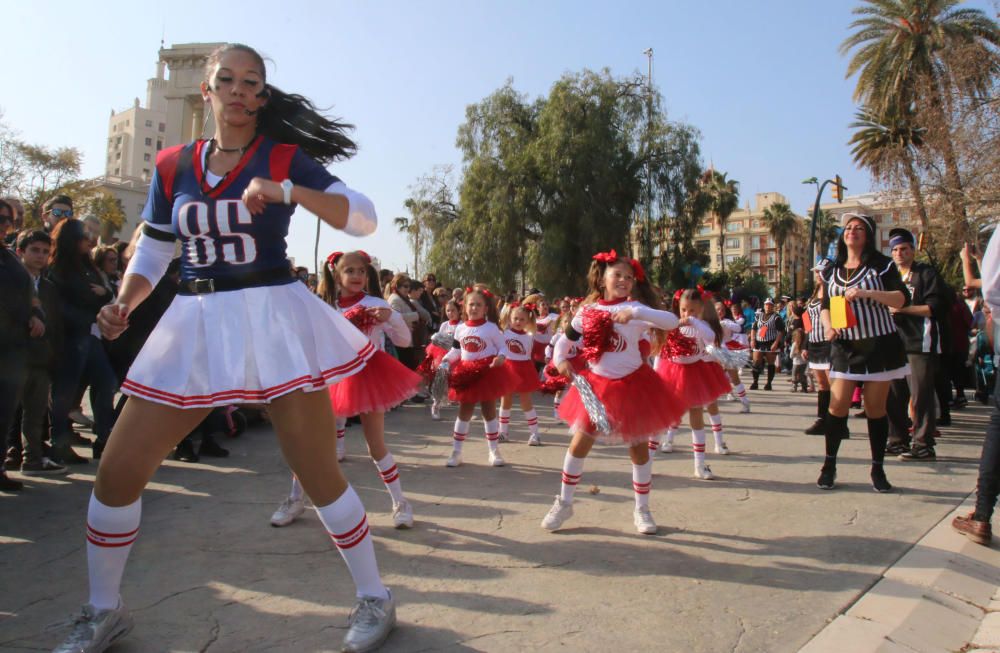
[798,615,899,653]
[971,612,1000,649]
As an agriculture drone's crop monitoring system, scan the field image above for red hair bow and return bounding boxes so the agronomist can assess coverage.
[522,302,537,312]
[672,289,684,304]
[592,249,618,264]
[326,251,344,267]
[356,250,372,264]
[466,286,494,299]
[630,259,646,283]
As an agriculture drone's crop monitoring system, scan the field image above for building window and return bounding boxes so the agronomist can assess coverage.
[698,225,713,236]
[143,153,151,162]
[767,269,776,281]
[725,254,738,263]
[116,136,122,146]
[114,167,120,175]
[145,137,152,146]
[750,252,761,265]
[158,122,166,132]
[695,240,710,254]
[726,237,740,249]
[900,210,910,223]
[727,221,741,232]
[115,152,121,160]
[767,252,776,265]
[145,119,153,128]
[752,219,761,229]
[751,235,761,249]
[156,140,163,151]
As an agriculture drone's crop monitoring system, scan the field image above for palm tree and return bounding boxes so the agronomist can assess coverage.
[841,0,1000,221]
[762,202,799,297]
[394,214,421,277]
[849,106,929,228]
[699,168,740,275]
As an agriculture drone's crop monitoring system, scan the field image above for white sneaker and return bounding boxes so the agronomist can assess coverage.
[446,451,463,467]
[488,450,506,467]
[726,393,736,402]
[633,507,657,535]
[739,402,751,414]
[659,441,673,453]
[715,442,730,455]
[392,499,414,529]
[694,463,715,480]
[342,590,396,653]
[430,404,441,421]
[541,496,573,530]
[498,432,508,443]
[270,496,305,527]
[337,444,346,462]
[52,602,133,653]
[528,434,541,446]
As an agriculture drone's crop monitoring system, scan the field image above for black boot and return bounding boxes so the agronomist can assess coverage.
[868,416,893,493]
[750,366,760,390]
[173,437,199,463]
[764,364,776,390]
[818,414,849,490]
[805,390,831,435]
[198,433,230,458]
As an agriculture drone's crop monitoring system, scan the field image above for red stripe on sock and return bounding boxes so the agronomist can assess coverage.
[86,525,140,539]
[87,535,137,548]
[561,473,580,485]
[453,433,466,441]
[331,523,371,550]
[693,444,706,452]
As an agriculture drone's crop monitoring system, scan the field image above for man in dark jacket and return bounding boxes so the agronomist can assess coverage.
[886,228,948,461]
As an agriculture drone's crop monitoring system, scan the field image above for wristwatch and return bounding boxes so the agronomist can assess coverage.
[280,179,294,205]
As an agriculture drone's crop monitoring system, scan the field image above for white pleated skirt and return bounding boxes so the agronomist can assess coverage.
[121,281,375,409]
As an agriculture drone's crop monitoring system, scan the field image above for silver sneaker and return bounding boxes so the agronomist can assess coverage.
[445,451,463,467]
[52,603,133,653]
[488,450,506,467]
[633,507,658,535]
[541,496,573,531]
[392,499,414,529]
[270,496,305,527]
[527,434,541,446]
[342,591,396,653]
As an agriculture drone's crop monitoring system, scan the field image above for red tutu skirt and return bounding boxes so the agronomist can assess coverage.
[531,341,547,363]
[416,343,449,383]
[656,359,731,409]
[507,359,542,394]
[330,350,421,416]
[557,366,686,444]
[448,356,520,404]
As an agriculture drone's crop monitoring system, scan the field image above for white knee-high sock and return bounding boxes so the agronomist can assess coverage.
[484,418,500,452]
[524,409,539,436]
[708,413,725,447]
[314,485,388,600]
[498,408,511,436]
[692,429,706,467]
[733,383,749,406]
[374,453,405,505]
[452,418,469,453]
[559,452,586,504]
[665,424,678,446]
[553,391,562,410]
[632,459,652,509]
[648,438,659,453]
[87,493,141,610]
[289,475,304,501]
[336,416,347,457]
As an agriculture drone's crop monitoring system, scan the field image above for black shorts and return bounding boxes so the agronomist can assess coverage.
[807,341,831,370]
[830,333,909,381]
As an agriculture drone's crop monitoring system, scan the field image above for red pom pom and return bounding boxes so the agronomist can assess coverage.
[343,305,378,335]
[448,357,494,390]
[662,330,698,358]
[581,307,614,362]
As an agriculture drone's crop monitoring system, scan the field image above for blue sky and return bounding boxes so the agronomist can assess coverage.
[3,0,993,274]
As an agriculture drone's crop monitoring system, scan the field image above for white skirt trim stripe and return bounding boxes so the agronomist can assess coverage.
[829,364,910,382]
[121,282,376,409]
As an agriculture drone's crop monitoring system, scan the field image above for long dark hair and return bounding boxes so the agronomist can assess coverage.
[671,288,723,345]
[48,218,96,276]
[584,257,662,310]
[835,214,881,268]
[205,44,357,164]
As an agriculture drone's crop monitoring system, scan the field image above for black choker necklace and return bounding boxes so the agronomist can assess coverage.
[209,137,253,155]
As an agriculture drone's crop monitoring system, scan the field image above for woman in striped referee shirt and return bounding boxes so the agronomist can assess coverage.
[803,258,832,435]
[818,213,910,493]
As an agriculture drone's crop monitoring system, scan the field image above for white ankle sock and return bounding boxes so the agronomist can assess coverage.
[484,418,500,452]
[374,453,405,505]
[559,452,585,504]
[632,460,652,508]
[498,408,511,436]
[452,419,469,453]
[692,429,706,467]
[524,409,538,436]
[708,413,725,447]
[87,493,141,610]
[314,485,388,600]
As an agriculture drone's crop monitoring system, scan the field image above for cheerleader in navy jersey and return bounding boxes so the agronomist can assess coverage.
[270,250,420,530]
[420,299,462,420]
[655,289,733,479]
[498,304,543,445]
[542,251,684,535]
[51,45,395,653]
[444,287,519,467]
[817,213,910,492]
[803,259,833,435]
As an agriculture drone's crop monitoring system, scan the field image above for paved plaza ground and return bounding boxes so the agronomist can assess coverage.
[0,383,993,652]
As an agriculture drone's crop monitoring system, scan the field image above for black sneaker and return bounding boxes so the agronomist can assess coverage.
[198,437,230,458]
[817,465,836,490]
[173,440,199,463]
[871,467,893,493]
[885,443,909,456]
[938,416,951,427]
[804,419,826,435]
[749,382,759,390]
[51,448,89,465]
[763,384,773,391]
[899,446,936,462]
[20,458,68,476]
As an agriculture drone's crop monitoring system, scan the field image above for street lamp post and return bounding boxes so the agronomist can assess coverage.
[802,175,845,294]
[642,47,654,267]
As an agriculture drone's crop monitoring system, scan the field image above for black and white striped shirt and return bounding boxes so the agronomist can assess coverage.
[752,312,785,343]
[821,255,910,341]
[806,298,826,343]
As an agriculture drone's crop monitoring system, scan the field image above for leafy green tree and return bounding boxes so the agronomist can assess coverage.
[762,201,799,297]
[698,169,739,275]
[805,208,840,259]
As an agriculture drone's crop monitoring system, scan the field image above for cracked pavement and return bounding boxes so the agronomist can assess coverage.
[0,384,990,652]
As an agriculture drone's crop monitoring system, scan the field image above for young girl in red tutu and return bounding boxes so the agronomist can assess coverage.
[444,287,518,467]
[542,251,685,535]
[498,304,543,445]
[271,250,420,529]
[717,299,751,413]
[655,288,732,480]
[419,299,461,420]
[540,312,582,413]
[524,293,558,367]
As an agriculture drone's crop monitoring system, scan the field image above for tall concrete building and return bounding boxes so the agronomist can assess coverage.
[96,42,223,242]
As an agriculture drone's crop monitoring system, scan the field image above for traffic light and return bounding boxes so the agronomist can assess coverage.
[831,175,845,203]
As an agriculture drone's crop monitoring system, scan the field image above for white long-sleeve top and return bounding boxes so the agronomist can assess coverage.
[504,328,535,362]
[720,318,748,348]
[436,319,460,339]
[533,311,560,346]
[337,293,411,351]
[445,319,509,363]
[661,317,716,365]
[553,299,678,379]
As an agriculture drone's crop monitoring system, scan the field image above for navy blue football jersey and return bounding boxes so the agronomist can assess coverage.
[142,136,338,282]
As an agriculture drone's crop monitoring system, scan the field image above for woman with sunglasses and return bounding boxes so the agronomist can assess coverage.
[816,213,910,493]
[52,44,395,653]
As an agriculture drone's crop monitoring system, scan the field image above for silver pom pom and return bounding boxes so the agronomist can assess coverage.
[430,332,455,350]
[570,372,612,436]
[705,344,750,370]
[431,361,450,405]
